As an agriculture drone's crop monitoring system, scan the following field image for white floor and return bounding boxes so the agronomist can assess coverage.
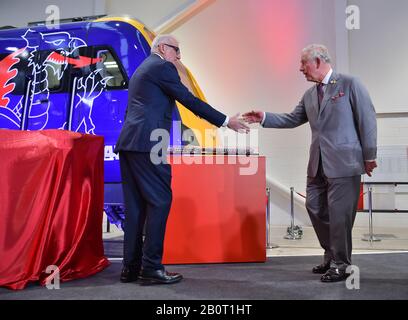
[102,217,408,258]
[267,225,408,257]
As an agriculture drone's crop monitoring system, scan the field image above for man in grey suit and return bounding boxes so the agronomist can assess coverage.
[243,44,377,282]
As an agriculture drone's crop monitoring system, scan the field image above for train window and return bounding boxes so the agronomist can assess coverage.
[38,50,65,92]
[37,50,67,92]
[92,46,127,89]
[70,47,92,79]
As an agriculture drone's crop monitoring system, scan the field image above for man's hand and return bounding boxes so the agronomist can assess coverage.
[227,113,250,133]
[364,160,377,177]
[242,111,264,124]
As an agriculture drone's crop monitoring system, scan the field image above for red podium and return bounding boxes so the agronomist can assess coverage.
[0,130,109,290]
[163,155,266,264]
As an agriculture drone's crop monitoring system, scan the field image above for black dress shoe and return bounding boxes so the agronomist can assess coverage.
[120,266,140,283]
[139,269,183,285]
[312,263,331,274]
[321,268,348,282]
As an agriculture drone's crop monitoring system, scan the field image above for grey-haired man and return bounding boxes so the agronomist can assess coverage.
[115,34,248,285]
[243,44,377,282]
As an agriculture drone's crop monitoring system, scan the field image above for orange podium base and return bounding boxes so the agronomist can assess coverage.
[163,155,266,264]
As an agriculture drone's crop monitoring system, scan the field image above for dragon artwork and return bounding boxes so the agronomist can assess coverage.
[0,29,112,133]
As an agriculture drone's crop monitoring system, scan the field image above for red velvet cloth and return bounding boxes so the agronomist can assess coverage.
[0,130,109,290]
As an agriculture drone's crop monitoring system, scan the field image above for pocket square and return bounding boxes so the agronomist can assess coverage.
[331,92,345,101]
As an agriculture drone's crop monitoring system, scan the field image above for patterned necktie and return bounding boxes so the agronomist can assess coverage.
[317,83,324,109]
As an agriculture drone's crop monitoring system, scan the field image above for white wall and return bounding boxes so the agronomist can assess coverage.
[347,0,408,214]
[0,0,195,29]
[171,0,408,227]
[0,0,105,28]
[348,0,408,114]
[171,0,342,225]
[1,0,406,227]
[105,0,195,30]
[347,0,408,226]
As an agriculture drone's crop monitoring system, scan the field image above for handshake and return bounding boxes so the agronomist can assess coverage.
[227,111,264,133]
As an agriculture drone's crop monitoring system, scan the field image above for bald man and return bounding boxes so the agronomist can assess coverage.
[115,35,248,285]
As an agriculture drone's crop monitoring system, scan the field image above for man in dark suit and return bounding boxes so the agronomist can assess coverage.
[114,34,248,285]
[243,44,377,282]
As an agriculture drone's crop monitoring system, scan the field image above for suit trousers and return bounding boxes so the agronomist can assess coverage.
[119,151,172,271]
[305,159,361,270]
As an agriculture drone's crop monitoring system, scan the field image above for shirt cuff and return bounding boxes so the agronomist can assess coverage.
[222,115,229,127]
[260,112,266,126]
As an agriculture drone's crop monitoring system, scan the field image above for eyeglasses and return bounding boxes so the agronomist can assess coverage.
[163,43,180,55]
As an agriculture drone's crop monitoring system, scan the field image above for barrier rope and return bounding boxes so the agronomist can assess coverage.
[295,191,306,199]
[295,191,367,198]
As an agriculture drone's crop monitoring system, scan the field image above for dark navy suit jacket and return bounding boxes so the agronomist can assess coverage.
[114,54,227,153]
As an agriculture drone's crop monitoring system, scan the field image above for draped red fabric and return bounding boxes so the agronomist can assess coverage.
[0,130,110,290]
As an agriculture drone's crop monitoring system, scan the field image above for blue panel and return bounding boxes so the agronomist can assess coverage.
[0,19,191,203]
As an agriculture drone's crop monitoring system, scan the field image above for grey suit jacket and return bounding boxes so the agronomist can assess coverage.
[263,72,377,178]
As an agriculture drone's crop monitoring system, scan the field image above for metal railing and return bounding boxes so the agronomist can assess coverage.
[360,181,408,242]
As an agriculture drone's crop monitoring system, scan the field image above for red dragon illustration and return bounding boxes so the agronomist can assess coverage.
[0,47,25,108]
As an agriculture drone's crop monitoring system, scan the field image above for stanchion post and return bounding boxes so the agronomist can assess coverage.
[362,185,381,242]
[284,187,302,240]
[266,187,279,249]
[290,187,294,230]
